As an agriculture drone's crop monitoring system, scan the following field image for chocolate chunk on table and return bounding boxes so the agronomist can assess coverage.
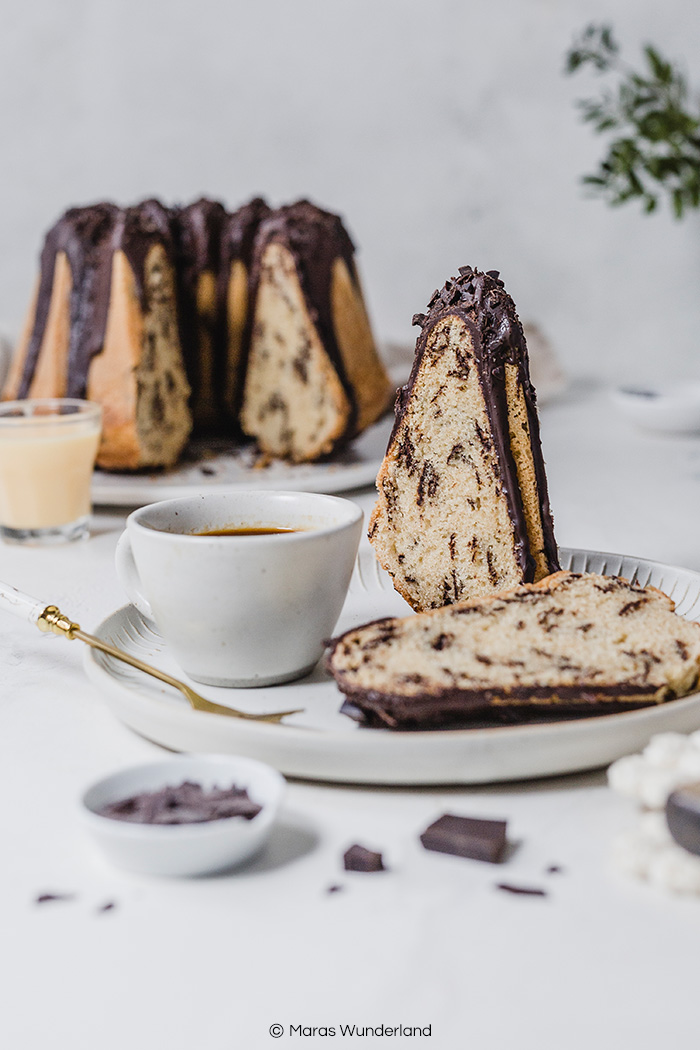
[666,780,700,856]
[420,813,507,863]
[343,844,386,872]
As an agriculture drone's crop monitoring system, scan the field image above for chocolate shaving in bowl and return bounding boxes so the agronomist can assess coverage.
[96,780,262,825]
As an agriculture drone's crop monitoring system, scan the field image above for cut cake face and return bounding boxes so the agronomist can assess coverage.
[368,266,559,611]
[240,200,392,463]
[328,572,700,729]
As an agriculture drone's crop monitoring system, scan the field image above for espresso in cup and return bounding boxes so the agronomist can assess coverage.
[115,491,363,687]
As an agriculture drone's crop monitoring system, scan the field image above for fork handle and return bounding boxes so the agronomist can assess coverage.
[0,582,49,626]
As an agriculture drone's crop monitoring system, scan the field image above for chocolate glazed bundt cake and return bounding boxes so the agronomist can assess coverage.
[368,266,559,611]
[3,196,389,470]
[4,200,192,470]
[240,200,392,462]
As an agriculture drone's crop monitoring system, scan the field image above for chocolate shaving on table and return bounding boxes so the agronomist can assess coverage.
[420,813,507,864]
[97,780,262,825]
[496,883,548,897]
[343,844,386,872]
[34,893,76,905]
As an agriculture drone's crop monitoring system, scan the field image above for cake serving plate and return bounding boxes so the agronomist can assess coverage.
[91,361,408,507]
[82,548,700,786]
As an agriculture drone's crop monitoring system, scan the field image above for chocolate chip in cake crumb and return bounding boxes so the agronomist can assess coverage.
[449,533,457,561]
[676,639,690,660]
[417,461,440,505]
[619,599,647,616]
[396,432,419,475]
[447,442,467,465]
[486,549,498,585]
[431,633,453,651]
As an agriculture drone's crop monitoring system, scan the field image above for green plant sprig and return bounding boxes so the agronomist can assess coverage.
[566,24,700,217]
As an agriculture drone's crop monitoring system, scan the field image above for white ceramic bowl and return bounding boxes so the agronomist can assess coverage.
[81,754,285,876]
[611,382,700,434]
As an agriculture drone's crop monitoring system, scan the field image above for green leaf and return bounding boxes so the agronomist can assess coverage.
[672,188,685,217]
[645,46,673,84]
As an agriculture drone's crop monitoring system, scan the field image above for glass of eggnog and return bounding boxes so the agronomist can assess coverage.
[0,399,102,544]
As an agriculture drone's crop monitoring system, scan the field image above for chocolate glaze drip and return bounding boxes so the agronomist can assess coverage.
[18,199,178,400]
[394,266,559,581]
[249,199,361,443]
[220,197,271,269]
[218,197,271,421]
[172,198,226,417]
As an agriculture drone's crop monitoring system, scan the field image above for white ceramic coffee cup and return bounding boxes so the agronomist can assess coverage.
[115,490,363,687]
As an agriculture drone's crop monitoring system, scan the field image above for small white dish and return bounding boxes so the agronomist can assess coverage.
[81,754,285,877]
[611,382,700,434]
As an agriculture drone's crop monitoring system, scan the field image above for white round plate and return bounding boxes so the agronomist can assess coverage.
[91,414,391,507]
[90,361,408,507]
[82,548,700,785]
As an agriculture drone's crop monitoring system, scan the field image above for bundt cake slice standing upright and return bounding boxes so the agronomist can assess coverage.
[369,266,559,611]
[4,200,192,470]
[240,200,392,462]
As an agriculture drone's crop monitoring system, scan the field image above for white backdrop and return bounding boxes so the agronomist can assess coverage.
[1,0,699,383]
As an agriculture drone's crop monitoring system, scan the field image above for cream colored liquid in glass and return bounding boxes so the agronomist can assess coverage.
[0,419,101,528]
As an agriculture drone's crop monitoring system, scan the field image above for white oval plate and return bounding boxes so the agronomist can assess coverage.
[83,548,700,785]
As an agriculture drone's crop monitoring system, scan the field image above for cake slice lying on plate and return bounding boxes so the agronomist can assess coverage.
[327,572,700,729]
[369,266,559,611]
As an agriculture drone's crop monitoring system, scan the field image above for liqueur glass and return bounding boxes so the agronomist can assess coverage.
[0,399,102,544]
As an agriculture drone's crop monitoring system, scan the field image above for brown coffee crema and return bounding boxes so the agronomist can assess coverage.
[193,525,302,537]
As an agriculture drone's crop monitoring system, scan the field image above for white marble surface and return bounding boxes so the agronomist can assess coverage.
[1,381,700,1049]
